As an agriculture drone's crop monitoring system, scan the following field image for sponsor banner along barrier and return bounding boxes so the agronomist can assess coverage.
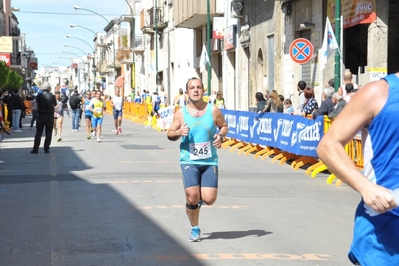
[157,106,175,131]
[221,109,324,158]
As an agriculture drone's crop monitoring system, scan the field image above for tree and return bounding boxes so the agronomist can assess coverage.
[0,62,10,91]
[0,61,24,91]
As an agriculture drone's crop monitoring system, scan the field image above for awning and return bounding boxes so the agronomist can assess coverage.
[115,76,124,87]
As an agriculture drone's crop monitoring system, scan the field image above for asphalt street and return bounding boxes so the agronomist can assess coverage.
[0,113,360,266]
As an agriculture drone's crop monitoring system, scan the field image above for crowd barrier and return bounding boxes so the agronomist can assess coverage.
[2,102,363,186]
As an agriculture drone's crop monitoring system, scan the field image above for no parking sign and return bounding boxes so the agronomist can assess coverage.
[289,38,314,64]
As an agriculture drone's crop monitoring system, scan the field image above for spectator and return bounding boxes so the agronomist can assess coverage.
[255,92,267,113]
[69,89,82,131]
[174,88,187,108]
[296,80,307,112]
[300,87,318,116]
[159,86,168,108]
[328,93,347,119]
[313,86,335,118]
[284,99,294,114]
[214,91,225,109]
[344,83,356,102]
[31,82,57,154]
[267,90,284,113]
[53,91,63,142]
[134,91,142,103]
[338,70,357,97]
[9,89,23,132]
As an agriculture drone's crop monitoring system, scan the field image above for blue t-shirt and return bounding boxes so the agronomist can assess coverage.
[84,98,92,116]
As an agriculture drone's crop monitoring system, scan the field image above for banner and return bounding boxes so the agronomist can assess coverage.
[157,106,175,130]
[222,110,324,157]
[0,53,11,66]
[327,0,377,28]
[0,37,12,53]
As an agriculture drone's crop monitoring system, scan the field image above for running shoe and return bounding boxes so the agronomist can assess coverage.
[115,130,119,135]
[87,135,91,140]
[57,138,62,142]
[188,226,201,242]
[97,138,101,143]
[118,127,122,134]
[198,201,205,209]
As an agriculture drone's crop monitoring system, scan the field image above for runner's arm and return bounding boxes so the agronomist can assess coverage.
[167,109,186,141]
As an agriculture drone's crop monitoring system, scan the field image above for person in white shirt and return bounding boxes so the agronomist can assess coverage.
[159,86,168,108]
[111,87,123,135]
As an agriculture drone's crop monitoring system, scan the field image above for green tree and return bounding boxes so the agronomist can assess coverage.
[0,61,24,91]
[0,61,10,91]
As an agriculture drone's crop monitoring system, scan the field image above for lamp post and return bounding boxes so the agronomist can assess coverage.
[73,5,116,81]
[66,34,94,54]
[123,0,136,94]
[64,44,88,55]
[69,24,97,35]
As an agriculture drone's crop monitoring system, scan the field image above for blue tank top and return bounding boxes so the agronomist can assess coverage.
[180,104,218,165]
[348,74,399,265]
[84,98,92,116]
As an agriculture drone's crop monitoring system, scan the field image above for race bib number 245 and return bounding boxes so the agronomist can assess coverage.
[189,141,212,160]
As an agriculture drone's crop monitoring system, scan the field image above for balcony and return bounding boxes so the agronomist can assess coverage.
[173,0,221,29]
[140,7,167,34]
[116,47,132,64]
[133,35,144,52]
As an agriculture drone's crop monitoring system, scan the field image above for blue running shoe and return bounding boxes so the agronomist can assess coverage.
[189,226,201,242]
[198,201,205,209]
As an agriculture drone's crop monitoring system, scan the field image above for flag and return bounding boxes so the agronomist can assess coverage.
[199,43,210,73]
[321,17,339,69]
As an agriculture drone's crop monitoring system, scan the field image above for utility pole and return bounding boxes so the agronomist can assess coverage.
[334,0,341,92]
[206,0,211,95]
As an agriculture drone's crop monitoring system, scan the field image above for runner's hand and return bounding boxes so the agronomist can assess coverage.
[180,122,189,137]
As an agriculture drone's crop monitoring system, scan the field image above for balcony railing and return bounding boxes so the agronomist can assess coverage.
[140,7,167,33]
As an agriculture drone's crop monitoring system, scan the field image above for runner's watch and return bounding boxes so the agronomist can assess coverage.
[218,134,224,141]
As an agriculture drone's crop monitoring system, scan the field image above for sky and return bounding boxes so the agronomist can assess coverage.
[13,0,128,68]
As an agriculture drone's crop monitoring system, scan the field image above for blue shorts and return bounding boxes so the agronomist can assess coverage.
[92,116,104,128]
[180,164,218,189]
[85,115,92,120]
[113,109,123,120]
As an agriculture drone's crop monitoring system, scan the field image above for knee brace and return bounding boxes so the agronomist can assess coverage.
[186,203,199,210]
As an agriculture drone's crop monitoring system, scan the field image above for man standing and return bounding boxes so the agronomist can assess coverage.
[318,73,399,265]
[111,87,123,135]
[89,90,106,143]
[167,77,228,242]
[69,89,82,131]
[9,89,23,132]
[31,83,57,154]
[296,80,307,112]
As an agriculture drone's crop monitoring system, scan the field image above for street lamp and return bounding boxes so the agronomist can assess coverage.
[123,0,136,93]
[66,34,94,54]
[69,24,96,35]
[64,44,88,55]
[63,50,83,59]
[73,5,116,77]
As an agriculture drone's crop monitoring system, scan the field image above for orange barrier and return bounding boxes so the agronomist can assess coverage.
[221,115,364,187]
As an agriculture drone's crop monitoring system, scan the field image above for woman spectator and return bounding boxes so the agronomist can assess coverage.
[268,90,284,113]
[300,87,318,116]
[53,91,63,142]
[255,92,267,113]
[214,91,225,109]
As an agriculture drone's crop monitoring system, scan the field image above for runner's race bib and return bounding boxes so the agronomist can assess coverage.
[189,141,212,160]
